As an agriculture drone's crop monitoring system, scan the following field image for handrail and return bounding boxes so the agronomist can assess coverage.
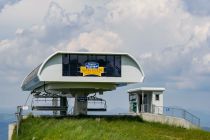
[141,104,200,127]
[15,105,29,136]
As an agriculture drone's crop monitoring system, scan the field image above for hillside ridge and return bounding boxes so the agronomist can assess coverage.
[12,115,210,140]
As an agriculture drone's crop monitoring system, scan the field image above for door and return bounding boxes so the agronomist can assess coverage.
[139,94,148,112]
[129,94,137,113]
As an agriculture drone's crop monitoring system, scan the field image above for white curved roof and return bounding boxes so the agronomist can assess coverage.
[128,87,165,93]
[21,51,144,92]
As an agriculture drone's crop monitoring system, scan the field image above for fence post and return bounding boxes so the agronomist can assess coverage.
[191,114,194,124]
[16,106,23,136]
[171,108,172,116]
[192,116,194,124]
[183,110,186,120]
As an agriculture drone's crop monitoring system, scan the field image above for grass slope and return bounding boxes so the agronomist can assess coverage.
[13,116,210,140]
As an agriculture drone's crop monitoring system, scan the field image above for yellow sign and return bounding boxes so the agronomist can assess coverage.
[80,62,104,76]
[80,66,104,76]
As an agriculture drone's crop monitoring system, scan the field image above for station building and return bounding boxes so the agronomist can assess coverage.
[21,51,144,115]
[128,87,165,114]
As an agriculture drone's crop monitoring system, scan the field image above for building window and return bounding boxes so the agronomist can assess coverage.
[129,94,136,101]
[155,94,159,101]
[69,55,78,76]
[62,54,121,77]
[62,54,69,76]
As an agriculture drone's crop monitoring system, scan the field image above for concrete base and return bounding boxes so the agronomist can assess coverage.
[73,94,88,115]
[8,123,16,140]
[139,113,199,129]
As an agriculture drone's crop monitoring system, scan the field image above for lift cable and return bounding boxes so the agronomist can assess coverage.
[24,92,31,106]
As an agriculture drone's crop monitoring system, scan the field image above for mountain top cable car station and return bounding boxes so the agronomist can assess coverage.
[21,51,144,115]
[19,51,201,128]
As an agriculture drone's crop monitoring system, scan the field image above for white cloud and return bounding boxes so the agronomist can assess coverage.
[0,0,52,39]
[0,0,106,39]
[105,0,210,54]
[106,0,182,24]
[0,0,21,12]
[103,0,210,92]
[201,54,210,65]
[0,2,110,84]
[106,0,187,53]
[67,29,122,52]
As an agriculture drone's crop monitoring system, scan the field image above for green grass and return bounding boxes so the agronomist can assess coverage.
[12,115,210,140]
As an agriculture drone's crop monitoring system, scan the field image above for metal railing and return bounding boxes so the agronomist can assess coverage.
[15,106,29,136]
[15,106,23,136]
[140,104,200,127]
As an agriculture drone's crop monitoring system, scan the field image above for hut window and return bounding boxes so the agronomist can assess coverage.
[155,94,159,101]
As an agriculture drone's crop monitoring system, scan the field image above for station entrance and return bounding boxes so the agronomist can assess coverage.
[128,87,165,114]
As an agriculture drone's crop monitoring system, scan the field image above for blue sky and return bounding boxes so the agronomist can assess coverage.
[0,0,210,126]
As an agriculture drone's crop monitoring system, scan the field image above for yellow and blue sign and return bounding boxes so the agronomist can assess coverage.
[80,62,104,76]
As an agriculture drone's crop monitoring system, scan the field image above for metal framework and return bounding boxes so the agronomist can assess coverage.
[31,90,68,113]
[30,89,107,114]
[87,94,107,111]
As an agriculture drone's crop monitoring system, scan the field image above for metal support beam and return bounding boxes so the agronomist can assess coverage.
[136,93,139,113]
[141,91,144,113]
[52,98,58,115]
[73,94,88,115]
[60,97,68,116]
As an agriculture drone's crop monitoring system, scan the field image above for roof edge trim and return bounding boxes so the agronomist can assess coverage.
[126,53,145,82]
[37,51,59,78]
[128,87,166,93]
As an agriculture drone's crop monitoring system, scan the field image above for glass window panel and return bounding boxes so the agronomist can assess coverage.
[88,55,97,61]
[62,54,69,64]
[106,55,115,76]
[114,55,121,77]
[69,55,78,76]
[97,55,106,67]
[63,64,69,76]
[78,55,88,76]
[78,55,88,66]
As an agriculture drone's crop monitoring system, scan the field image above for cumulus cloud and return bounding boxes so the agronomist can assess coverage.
[140,45,210,90]
[67,29,122,52]
[137,20,210,91]
[102,0,210,92]
[0,0,21,12]
[42,2,96,45]
[106,0,188,54]
[0,1,120,84]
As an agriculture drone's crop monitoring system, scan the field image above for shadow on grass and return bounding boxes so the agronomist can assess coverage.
[30,115,144,123]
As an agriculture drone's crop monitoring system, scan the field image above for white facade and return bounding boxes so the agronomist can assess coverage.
[21,51,145,115]
[128,87,165,114]
[21,51,144,95]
